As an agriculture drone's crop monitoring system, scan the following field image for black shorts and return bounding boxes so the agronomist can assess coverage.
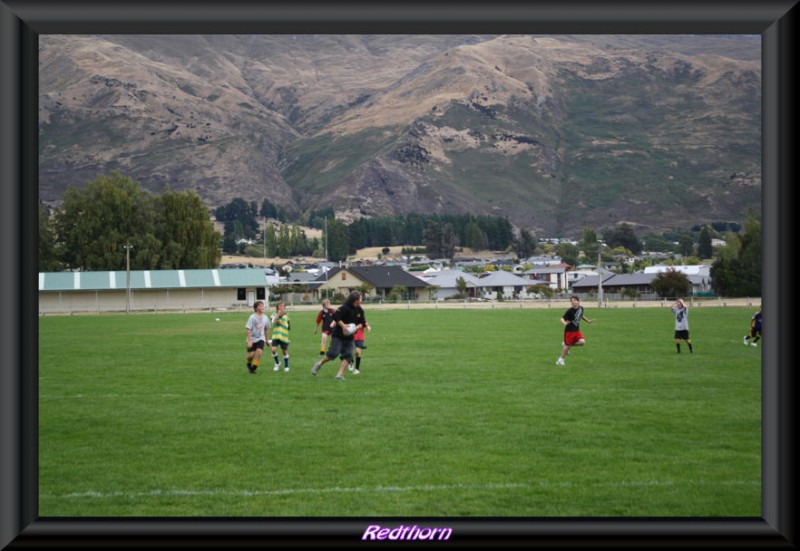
[674,330,690,340]
[271,339,290,351]
[326,336,355,362]
[247,340,266,352]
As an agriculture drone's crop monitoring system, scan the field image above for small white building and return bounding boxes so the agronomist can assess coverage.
[39,268,281,314]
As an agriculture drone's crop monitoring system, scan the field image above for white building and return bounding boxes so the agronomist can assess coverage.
[39,268,281,315]
[643,265,711,277]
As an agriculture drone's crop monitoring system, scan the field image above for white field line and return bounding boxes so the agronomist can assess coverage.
[40,393,204,400]
[49,480,758,500]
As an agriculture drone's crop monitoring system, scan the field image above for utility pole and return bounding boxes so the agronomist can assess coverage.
[324,217,329,283]
[124,243,134,314]
[597,247,603,308]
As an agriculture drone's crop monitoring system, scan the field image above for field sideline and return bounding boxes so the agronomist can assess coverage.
[38,305,761,517]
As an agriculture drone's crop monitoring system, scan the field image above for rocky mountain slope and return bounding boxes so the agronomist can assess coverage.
[39,34,761,236]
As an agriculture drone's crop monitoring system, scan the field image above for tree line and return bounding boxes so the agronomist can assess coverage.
[40,172,221,271]
[39,172,761,298]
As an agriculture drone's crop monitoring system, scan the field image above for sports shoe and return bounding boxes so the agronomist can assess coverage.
[335,375,345,381]
[353,369,360,375]
[311,361,321,375]
[247,364,255,374]
[556,358,565,366]
[273,364,280,371]
[347,363,354,372]
[284,367,290,372]
[743,336,748,345]
[751,342,758,347]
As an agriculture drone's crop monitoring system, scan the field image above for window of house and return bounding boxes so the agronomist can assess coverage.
[237,288,246,300]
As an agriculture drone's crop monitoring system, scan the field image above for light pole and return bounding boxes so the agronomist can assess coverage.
[124,243,133,314]
[597,247,604,308]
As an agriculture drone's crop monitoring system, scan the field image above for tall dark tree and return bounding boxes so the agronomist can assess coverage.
[216,197,259,239]
[651,268,692,299]
[514,228,538,259]
[698,226,714,259]
[325,218,350,261]
[158,189,222,268]
[678,236,694,257]
[423,221,444,258]
[442,222,459,259]
[605,223,642,255]
[582,228,599,261]
[39,204,62,272]
[711,213,760,297]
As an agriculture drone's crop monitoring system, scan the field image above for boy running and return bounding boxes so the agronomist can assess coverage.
[312,291,367,381]
[245,301,269,374]
[743,307,762,347]
[557,295,595,366]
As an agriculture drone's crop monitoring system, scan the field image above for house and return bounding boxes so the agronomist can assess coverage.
[39,268,281,314]
[419,269,484,300]
[313,265,433,301]
[477,270,534,300]
[571,271,714,299]
[521,263,571,290]
[569,272,618,297]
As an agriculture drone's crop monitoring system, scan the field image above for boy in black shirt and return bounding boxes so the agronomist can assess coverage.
[311,291,367,380]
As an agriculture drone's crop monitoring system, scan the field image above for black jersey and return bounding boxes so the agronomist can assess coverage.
[562,306,584,333]
[332,302,366,340]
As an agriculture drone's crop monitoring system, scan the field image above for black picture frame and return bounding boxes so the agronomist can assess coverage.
[1,1,795,548]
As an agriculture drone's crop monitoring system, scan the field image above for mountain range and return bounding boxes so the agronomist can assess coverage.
[38,34,761,237]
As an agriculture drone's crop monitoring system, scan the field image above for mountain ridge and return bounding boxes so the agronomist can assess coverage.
[38,34,761,237]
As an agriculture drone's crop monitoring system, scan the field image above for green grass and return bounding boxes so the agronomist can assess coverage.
[38,306,761,517]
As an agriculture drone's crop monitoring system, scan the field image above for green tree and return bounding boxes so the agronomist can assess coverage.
[39,204,62,272]
[423,221,444,258]
[556,242,579,267]
[51,171,220,270]
[678,236,695,257]
[389,285,408,301]
[514,228,537,259]
[463,220,487,251]
[442,223,459,259]
[711,213,760,297]
[216,197,258,239]
[274,224,289,258]
[698,226,714,259]
[158,189,221,268]
[605,223,642,255]
[53,171,158,270]
[456,276,468,296]
[650,268,692,299]
[582,228,599,261]
[326,218,350,261]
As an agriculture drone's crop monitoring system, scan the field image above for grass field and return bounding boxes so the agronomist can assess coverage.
[38,306,761,517]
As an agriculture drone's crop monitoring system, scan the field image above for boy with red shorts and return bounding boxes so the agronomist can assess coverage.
[557,295,595,366]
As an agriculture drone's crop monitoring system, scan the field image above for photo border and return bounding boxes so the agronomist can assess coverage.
[1,0,795,548]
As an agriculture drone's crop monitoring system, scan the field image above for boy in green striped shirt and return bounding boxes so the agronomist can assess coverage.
[270,301,291,372]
